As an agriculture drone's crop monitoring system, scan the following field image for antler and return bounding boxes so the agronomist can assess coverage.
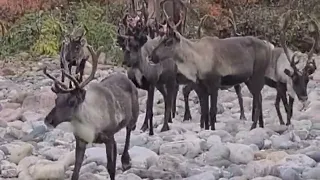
[79,45,103,88]
[118,23,131,39]
[0,21,6,37]
[43,45,103,93]
[306,16,319,61]
[197,9,240,39]
[197,14,218,39]
[226,8,241,37]
[279,10,299,70]
[159,0,183,31]
[43,67,76,93]
[136,0,148,26]
[70,25,86,41]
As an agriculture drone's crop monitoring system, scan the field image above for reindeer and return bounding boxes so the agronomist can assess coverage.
[117,0,191,135]
[43,45,139,180]
[150,11,275,130]
[118,22,180,135]
[124,0,197,39]
[181,9,247,122]
[60,25,89,88]
[263,11,319,125]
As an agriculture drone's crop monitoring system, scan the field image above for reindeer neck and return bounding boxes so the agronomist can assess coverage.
[134,47,161,83]
[137,49,152,75]
[176,36,199,62]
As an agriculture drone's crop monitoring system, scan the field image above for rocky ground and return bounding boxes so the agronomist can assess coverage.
[1,53,320,180]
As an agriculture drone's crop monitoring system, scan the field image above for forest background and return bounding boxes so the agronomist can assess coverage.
[0,0,319,64]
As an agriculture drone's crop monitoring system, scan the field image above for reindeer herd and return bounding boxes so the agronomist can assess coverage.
[40,0,319,180]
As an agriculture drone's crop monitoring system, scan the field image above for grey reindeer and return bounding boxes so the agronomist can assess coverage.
[117,0,191,135]
[263,10,319,125]
[150,13,274,130]
[119,4,247,133]
[181,9,247,122]
[118,21,182,135]
[60,25,89,88]
[43,45,139,180]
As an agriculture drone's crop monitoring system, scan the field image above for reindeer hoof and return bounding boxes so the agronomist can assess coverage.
[183,114,192,121]
[250,123,257,130]
[140,124,148,132]
[168,119,173,123]
[149,132,154,136]
[286,122,291,126]
[239,115,247,121]
[172,113,176,119]
[122,163,132,171]
[160,124,170,132]
[200,123,204,129]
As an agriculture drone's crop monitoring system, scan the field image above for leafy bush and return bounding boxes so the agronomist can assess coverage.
[0,1,124,64]
[0,12,40,57]
[31,14,64,56]
[72,1,123,64]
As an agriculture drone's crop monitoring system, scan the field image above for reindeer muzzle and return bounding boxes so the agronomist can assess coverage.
[44,116,56,129]
[299,97,309,111]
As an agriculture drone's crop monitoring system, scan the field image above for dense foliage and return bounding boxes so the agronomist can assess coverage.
[0,0,319,62]
[0,0,124,63]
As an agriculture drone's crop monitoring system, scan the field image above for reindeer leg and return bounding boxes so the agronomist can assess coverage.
[182,84,193,121]
[234,84,246,120]
[171,82,179,119]
[71,136,87,180]
[76,58,87,83]
[197,82,209,129]
[258,93,264,128]
[246,79,264,130]
[250,93,262,130]
[209,87,219,130]
[105,136,117,180]
[276,83,288,125]
[286,96,294,125]
[121,126,132,171]
[60,60,65,83]
[161,80,175,132]
[275,92,285,125]
[157,84,173,123]
[68,63,73,88]
[140,85,155,135]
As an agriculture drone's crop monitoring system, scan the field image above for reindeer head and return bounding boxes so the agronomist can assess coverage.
[62,25,87,65]
[280,11,319,103]
[43,45,102,128]
[117,13,148,67]
[150,4,184,63]
[304,18,319,78]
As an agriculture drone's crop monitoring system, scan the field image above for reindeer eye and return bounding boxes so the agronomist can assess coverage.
[67,97,77,107]
[165,38,173,46]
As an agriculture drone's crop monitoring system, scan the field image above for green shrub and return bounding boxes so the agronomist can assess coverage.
[73,1,122,64]
[0,1,123,64]
[31,15,64,56]
[0,13,40,57]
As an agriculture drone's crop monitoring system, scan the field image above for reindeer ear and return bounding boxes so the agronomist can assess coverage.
[67,96,78,107]
[77,89,86,102]
[68,90,86,106]
[80,38,86,46]
[309,75,314,80]
[173,31,180,41]
[51,86,59,94]
[64,35,71,43]
[284,69,293,77]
